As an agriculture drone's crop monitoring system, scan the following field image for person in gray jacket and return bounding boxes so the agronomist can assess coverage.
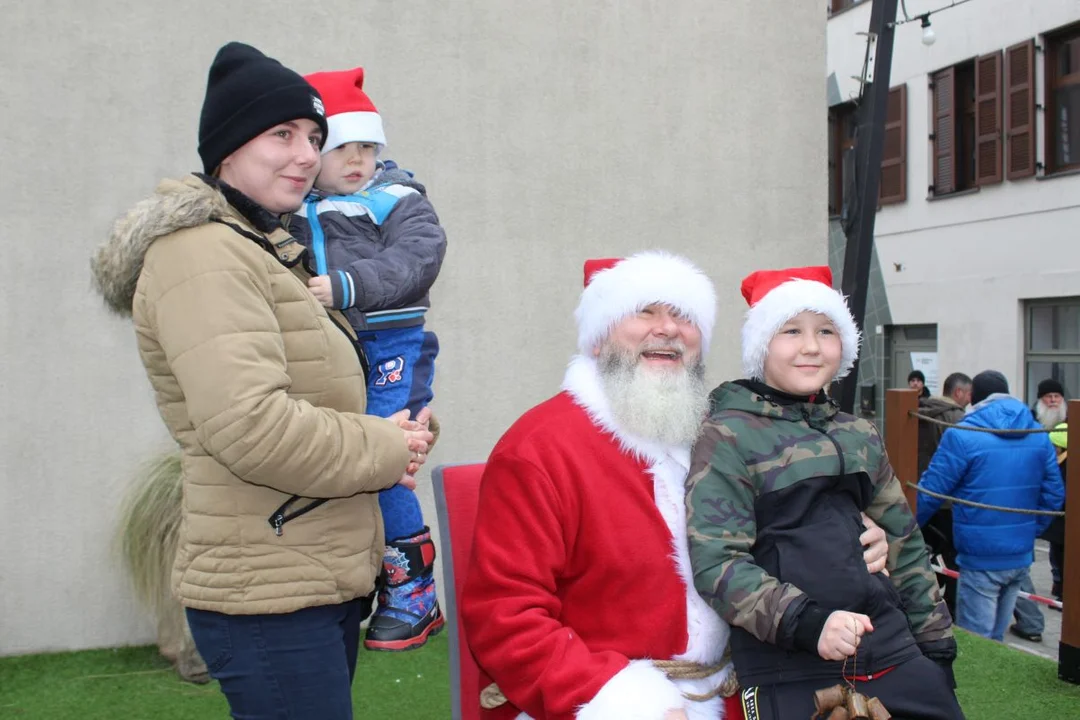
[290,66,448,653]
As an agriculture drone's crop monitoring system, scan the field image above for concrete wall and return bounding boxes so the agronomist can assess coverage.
[0,1,826,654]
[827,0,1080,395]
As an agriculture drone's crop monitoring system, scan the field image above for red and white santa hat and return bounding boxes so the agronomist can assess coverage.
[303,67,386,153]
[575,251,717,355]
[740,265,860,381]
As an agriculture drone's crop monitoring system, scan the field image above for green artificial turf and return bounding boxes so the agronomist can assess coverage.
[0,634,449,719]
[3,628,1080,719]
[952,629,1080,718]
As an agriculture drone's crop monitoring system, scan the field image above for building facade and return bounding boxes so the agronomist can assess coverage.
[828,0,1080,420]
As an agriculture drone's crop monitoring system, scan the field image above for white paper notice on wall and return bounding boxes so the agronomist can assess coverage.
[910,352,939,395]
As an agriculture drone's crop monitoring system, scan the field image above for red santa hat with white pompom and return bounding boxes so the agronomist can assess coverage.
[304,67,386,153]
[574,251,717,356]
[740,265,861,382]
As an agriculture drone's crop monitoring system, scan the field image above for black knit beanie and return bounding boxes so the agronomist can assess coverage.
[971,370,1009,405]
[198,42,329,174]
[1037,378,1066,399]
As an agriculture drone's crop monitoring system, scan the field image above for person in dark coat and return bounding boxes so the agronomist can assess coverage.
[909,369,932,399]
[918,372,972,617]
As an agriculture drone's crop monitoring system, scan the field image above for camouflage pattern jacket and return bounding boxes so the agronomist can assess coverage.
[687,380,954,686]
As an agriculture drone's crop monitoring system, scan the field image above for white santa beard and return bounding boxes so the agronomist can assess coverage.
[597,343,708,448]
[1036,399,1067,429]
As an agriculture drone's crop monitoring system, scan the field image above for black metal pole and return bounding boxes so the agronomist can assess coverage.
[836,0,900,414]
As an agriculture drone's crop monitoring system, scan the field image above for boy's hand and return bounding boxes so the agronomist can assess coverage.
[414,406,433,428]
[307,275,334,308]
[399,474,417,491]
[817,611,874,661]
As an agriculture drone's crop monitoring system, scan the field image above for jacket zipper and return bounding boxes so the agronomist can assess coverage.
[213,217,371,536]
[801,407,887,669]
[268,496,330,536]
[801,407,847,479]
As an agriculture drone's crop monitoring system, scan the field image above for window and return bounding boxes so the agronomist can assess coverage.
[1025,298,1080,405]
[828,102,857,217]
[1045,23,1080,174]
[826,87,907,215]
[930,53,1003,196]
[830,0,867,14]
[879,85,908,205]
[1006,40,1036,178]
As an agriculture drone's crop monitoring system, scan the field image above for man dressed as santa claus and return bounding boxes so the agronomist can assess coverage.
[461,252,889,720]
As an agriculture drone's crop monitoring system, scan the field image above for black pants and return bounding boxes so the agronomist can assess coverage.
[1050,541,1065,592]
[923,508,958,617]
[739,655,965,720]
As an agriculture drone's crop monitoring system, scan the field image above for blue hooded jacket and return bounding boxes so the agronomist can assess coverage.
[916,395,1064,571]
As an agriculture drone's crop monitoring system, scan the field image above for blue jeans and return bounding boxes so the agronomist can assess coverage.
[186,596,373,719]
[956,566,1027,641]
[358,326,438,541]
[1012,569,1045,635]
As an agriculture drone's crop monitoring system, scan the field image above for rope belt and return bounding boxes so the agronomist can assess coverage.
[479,659,737,710]
[652,658,739,701]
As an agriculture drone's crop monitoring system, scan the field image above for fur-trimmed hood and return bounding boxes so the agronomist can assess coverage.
[91,175,234,316]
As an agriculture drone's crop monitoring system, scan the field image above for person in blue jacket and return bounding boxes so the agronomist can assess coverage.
[917,370,1064,642]
[291,66,447,652]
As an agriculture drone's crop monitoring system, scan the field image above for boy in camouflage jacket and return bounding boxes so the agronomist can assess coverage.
[687,266,964,719]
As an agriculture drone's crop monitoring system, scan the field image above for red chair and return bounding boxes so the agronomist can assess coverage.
[433,462,746,720]
[432,463,487,720]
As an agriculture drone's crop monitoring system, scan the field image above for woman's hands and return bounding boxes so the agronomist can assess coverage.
[389,407,435,489]
[859,513,889,576]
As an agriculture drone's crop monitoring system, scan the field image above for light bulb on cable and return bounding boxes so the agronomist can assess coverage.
[921,15,936,46]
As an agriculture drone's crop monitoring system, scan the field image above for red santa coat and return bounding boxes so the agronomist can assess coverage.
[462,356,734,720]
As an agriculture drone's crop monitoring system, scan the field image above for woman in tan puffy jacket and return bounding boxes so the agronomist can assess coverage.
[91,42,433,720]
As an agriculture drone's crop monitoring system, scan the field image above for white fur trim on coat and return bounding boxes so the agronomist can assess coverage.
[563,355,732,720]
[323,110,386,152]
[741,278,860,382]
[575,660,686,720]
[575,251,717,355]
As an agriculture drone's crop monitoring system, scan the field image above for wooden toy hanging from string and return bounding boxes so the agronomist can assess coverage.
[810,624,891,720]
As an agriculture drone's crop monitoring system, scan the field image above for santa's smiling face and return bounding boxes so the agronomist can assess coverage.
[595,303,702,371]
[594,303,708,447]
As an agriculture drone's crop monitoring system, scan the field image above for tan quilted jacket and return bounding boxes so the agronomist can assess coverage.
[92,175,410,614]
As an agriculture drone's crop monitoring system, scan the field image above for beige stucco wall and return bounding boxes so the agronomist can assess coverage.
[0,1,826,654]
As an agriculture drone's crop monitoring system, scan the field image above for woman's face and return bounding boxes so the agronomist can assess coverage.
[218,119,323,213]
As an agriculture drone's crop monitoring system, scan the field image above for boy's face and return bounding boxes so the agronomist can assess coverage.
[315,141,378,195]
[763,311,842,396]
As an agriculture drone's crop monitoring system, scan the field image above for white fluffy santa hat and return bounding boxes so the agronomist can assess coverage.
[304,67,387,153]
[575,251,717,355]
[740,265,861,381]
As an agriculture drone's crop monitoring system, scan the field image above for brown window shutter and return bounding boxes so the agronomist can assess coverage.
[879,85,907,205]
[975,51,1003,185]
[1006,39,1036,179]
[932,68,957,194]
